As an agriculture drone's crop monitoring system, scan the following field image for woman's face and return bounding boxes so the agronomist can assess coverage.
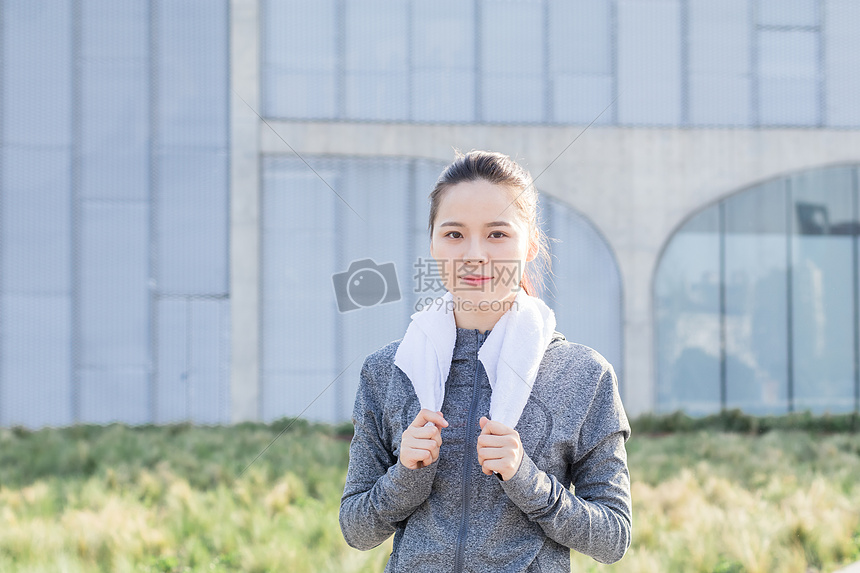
[430,179,537,307]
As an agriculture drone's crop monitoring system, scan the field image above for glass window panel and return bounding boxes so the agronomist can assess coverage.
[548,0,611,75]
[655,208,722,415]
[617,0,682,125]
[724,180,789,414]
[824,1,860,127]
[758,0,819,27]
[790,167,856,413]
[657,167,860,416]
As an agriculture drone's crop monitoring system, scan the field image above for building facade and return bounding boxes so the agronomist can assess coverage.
[2,0,860,427]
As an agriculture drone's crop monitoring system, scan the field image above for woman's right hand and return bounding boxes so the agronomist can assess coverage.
[399,409,448,469]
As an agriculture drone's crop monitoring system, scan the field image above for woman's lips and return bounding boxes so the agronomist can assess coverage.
[461,276,492,286]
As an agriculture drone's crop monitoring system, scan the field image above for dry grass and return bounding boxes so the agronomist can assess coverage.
[0,421,857,572]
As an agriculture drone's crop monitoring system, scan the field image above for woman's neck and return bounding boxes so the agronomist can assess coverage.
[450,290,520,333]
[453,307,506,334]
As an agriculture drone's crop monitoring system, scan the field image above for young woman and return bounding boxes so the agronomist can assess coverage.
[339,150,632,572]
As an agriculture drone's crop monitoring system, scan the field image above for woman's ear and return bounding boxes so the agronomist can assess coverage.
[525,229,539,262]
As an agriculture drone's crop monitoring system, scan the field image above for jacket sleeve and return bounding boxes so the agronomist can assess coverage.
[339,358,439,550]
[498,364,632,564]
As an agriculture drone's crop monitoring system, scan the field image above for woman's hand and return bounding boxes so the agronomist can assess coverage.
[477,416,524,481]
[399,409,448,470]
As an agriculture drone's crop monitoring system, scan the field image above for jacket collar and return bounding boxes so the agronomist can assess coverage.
[451,327,566,362]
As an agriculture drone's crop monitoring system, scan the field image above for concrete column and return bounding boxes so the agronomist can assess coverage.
[230,0,260,423]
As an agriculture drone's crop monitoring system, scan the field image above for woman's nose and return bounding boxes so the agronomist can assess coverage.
[463,240,487,266]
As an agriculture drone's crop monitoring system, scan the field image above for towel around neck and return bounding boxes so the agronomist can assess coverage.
[394,288,557,429]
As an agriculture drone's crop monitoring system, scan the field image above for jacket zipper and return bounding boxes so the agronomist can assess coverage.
[453,329,485,573]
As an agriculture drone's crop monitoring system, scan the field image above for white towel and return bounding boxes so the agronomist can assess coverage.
[394,288,557,429]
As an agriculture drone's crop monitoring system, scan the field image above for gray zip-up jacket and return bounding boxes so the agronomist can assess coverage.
[339,326,632,572]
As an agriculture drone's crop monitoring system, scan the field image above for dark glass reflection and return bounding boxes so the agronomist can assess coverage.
[655,165,860,415]
[791,167,856,414]
[655,208,721,415]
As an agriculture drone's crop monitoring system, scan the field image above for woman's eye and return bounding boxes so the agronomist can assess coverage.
[444,231,462,239]
[489,231,507,239]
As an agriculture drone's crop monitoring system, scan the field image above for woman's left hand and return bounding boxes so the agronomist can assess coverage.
[477,416,524,481]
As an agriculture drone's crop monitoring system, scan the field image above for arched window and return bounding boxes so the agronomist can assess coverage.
[655,165,860,415]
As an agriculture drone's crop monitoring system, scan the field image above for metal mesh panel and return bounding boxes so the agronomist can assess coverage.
[262,0,860,128]
[0,0,230,429]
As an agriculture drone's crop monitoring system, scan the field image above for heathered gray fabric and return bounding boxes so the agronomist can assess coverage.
[339,326,632,572]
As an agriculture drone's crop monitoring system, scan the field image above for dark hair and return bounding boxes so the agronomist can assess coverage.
[428,150,552,298]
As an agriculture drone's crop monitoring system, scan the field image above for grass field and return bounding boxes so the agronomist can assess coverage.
[0,416,858,572]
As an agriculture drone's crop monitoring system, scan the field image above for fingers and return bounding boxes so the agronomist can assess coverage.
[410,425,442,440]
[478,458,512,479]
[478,416,514,436]
[411,409,449,429]
[404,446,434,469]
[476,418,523,481]
[401,436,441,469]
[406,437,441,452]
[476,433,515,448]
[401,410,447,470]
[476,440,508,463]
[476,447,520,481]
